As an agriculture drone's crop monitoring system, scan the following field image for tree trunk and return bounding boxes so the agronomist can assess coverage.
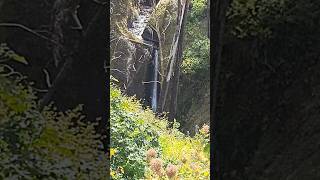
[212,0,230,179]
[208,0,210,38]
[168,0,189,121]
[159,0,187,113]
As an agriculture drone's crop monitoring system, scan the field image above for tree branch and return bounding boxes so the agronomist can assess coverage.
[39,56,74,111]
[0,23,59,45]
[90,0,107,6]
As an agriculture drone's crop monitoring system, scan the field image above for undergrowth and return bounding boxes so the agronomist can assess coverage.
[110,82,210,179]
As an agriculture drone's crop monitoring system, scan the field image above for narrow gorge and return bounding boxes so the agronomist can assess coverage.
[110,0,210,134]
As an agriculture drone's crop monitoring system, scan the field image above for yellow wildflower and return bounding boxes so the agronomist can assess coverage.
[110,170,116,178]
[110,148,116,158]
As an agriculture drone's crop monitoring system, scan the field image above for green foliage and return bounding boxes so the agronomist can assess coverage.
[110,84,163,179]
[0,47,107,179]
[182,27,209,76]
[227,0,287,39]
[153,130,210,179]
[0,43,28,64]
[32,105,107,179]
[227,0,320,67]
[178,0,210,128]
[182,0,209,76]
[189,0,207,22]
[110,82,210,179]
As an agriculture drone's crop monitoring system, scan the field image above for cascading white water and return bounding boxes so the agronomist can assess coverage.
[128,6,152,39]
[151,48,158,112]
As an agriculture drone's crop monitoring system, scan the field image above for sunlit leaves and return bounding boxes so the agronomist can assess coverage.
[182,0,209,76]
[110,83,210,179]
[110,84,161,179]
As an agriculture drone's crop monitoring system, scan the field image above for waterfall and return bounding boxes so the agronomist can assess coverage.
[127,2,159,112]
[151,48,158,112]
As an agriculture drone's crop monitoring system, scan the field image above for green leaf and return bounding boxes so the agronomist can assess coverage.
[10,54,28,65]
[204,143,210,158]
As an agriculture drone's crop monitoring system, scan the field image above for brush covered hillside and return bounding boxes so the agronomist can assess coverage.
[110,80,210,179]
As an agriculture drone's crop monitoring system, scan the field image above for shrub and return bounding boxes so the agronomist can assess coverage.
[153,123,210,179]
[110,82,210,179]
[110,84,163,179]
[182,0,209,77]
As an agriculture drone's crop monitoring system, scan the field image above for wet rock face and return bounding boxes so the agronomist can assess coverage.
[111,37,135,84]
[142,26,159,45]
[111,0,167,105]
[110,36,154,102]
[125,45,152,100]
[111,0,155,102]
[140,0,160,7]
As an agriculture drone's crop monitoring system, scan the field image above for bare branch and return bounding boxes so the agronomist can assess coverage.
[162,12,172,34]
[91,0,107,6]
[142,81,161,84]
[43,68,52,88]
[33,88,49,93]
[0,64,23,78]
[110,68,126,75]
[0,23,59,45]
[111,55,122,61]
[39,56,74,111]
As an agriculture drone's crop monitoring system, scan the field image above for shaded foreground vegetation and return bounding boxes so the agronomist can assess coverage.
[0,51,107,178]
